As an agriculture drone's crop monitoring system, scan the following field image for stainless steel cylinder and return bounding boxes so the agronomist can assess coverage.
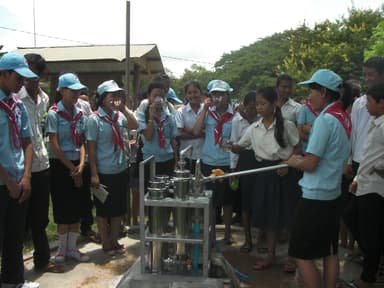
[174,177,190,200]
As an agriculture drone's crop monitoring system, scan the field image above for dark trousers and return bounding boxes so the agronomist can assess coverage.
[344,193,384,283]
[26,169,51,269]
[79,164,94,233]
[0,186,28,285]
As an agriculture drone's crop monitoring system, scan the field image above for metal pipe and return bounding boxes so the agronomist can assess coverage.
[139,155,156,273]
[179,144,193,160]
[199,163,288,184]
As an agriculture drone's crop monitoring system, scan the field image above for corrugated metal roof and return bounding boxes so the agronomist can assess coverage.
[15,44,157,62]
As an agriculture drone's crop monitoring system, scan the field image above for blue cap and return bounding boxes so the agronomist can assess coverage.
[0,52,38,79]
[166,88,183,104]
[97,80,124,95]
[57,73,87,91]
[208,80,233,94]
[207,79,219,92]
[299,69,342,92]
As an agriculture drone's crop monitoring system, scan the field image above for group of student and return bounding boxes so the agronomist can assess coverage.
[0,51,384,288]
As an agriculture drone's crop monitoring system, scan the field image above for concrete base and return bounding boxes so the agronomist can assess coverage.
[115,258,226,288]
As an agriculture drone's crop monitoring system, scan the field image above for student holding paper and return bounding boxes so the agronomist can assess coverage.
[86,80,137,255]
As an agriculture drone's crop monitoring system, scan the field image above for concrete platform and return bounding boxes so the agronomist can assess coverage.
[115,259,226,288]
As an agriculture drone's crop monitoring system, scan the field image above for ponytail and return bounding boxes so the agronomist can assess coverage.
[339,81,353,110]
[274,106,286,148]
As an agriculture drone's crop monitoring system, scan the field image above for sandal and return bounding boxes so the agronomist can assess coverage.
[252,259,274,271]
[113,242,125,254]
[102,246,116,256]
[36,261,65,273]
[283,260,296,273]
[223,237,235,246]
[239,243,253,253]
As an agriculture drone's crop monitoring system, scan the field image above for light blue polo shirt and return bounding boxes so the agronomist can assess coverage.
[86,107,128,174]
[297,104,318,152]
[299,103,351,200]
[46,101,86,161]
[137,111,177,162]
[0,90,32,185]
[201,105,233,166]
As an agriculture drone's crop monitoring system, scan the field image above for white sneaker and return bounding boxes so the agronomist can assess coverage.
[52,250,66,263]
[66,249,90,262]
[22,282,40,288]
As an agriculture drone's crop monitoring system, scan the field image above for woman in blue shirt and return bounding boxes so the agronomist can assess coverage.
[286,69,353,288]
[46,73,89,263]
[87,80,137,255]
[193,80,234,244]
[137,81,178,176]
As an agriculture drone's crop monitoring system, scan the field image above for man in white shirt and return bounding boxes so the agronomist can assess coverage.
[350,56,384,174]
[276,74,301,124]
[19,54,63,273]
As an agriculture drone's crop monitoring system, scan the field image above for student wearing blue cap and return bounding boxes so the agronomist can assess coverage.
[286,69,354,288]
[86,80,137,255]
[46,73,89,263]
[193,79,235,244]
[0,52,39,287]
[18,54,64,274]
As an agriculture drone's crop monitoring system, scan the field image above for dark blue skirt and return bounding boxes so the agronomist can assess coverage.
[251,160,300,230]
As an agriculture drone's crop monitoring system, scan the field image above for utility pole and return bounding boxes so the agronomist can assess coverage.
[33,0,37,47]
[125,1,131,104]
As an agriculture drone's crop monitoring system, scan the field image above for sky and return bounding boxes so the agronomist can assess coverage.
[0,0,383,77]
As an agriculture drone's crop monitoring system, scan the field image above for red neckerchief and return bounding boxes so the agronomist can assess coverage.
[324,101,351,138]
[94,111,124,151]
[153,116,168,149]
[50,103,83,146]
[207,108,233,145]
[0,94,21,149]
[306,100,319,117]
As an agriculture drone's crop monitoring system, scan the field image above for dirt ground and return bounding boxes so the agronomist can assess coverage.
[23,226,361,288]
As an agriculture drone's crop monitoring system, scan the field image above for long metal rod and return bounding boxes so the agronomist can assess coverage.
[201,163,288,183]
[139,155,156,273]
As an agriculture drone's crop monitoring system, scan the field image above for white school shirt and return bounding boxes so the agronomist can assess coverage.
[238,118,299,161]
[229,113,253,169]
[355,115,384,198]
[175,103,204,160]
[281,98,302,123]
[18,86,50,173]
[351,95,374,163]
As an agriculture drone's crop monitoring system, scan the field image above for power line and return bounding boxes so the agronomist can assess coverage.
[0,26,92,45]
[0,25,215,65]
[162,55,214,66]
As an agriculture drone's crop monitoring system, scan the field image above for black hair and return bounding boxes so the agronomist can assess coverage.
[95,92,108,108]
[24,53,46,76]
[366,83,384,102]
[243,90,256,106]
[257,87,286,148]
[183,79,203,95]
[345,79,361,99]
[145,80,167,122]
[55,91,62,103]
[276,74,293,87]
[147,80,166,95]
[363,56,384,75]
[153,72,170,82]
[308,81,354,110]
